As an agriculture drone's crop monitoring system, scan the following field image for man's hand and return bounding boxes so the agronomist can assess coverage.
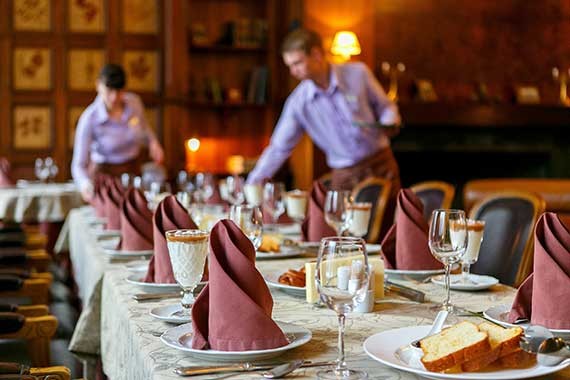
[149,140,165,164]
[80,182,94,203]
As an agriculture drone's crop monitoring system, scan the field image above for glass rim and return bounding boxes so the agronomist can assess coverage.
[431,208,466,215]
[319,236,366,243]
[165,229,209,238]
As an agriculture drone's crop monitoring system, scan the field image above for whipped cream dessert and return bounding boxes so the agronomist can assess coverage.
[286,190,308,220]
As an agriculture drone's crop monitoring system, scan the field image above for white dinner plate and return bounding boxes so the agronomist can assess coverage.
[483,304,570,340]
[95,230,121,239]
[363,325,570,379]
[256,248,305,260]
[385,268,445,280]
[125,260,150,273]
[161,321,311,362]
[263,270,306,297]
[104,248,154,260]
[150,303,191,324]
[126,273,181,294]
[431,274,499,291]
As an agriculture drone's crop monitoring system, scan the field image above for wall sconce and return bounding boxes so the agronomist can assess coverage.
[552,67,570,107]
[185,137,200,172]
[331,31,361,61]
[381,62,406,102]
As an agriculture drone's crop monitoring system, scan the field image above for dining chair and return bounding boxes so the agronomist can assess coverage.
[0,363,71,380]
[351,177,392,243]
[468,191,545,287]
[410,181,455,222]
[0,273,53,305]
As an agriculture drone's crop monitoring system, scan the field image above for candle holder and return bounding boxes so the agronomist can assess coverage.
[381,61,406,102]
[552,67,570,107]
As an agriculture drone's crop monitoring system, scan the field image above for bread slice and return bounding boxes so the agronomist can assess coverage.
[497,348,536,369]
[420,321,491,372]
[461,322,523,372]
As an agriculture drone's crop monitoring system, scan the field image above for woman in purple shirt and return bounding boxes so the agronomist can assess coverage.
[246,28,402,236]
[71,64,164,202]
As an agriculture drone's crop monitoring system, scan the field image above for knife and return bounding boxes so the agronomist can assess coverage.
[384,280,425,303]
[174,360,334,377]
[132,292,181,301]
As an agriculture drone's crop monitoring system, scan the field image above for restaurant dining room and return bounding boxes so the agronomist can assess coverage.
[1,0,570,379]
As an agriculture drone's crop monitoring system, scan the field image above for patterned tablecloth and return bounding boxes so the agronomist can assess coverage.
[0,182,82,222]
[67,207,570,380]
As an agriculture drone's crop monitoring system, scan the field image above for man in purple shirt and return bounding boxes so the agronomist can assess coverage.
[246,29,401,237]
[71,64,164,201]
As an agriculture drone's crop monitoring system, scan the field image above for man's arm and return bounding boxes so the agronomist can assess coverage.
[71,112,94,201]
[363,64,401,135]
[246,98,305,184]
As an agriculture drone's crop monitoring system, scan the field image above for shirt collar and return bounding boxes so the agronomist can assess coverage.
[306,64,344,101]
[92,94,133,124]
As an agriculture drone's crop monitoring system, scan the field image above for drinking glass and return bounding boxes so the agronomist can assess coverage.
[263,182,285,225]
[458,219,485,284]
[428,209,468,312]
[194,172,215,204]
[244,183,263,206]
[347,202,372,238]
[316,237,369,380]
[226,175,245,205]
[229,205,263,250]
[324,190,353,236]
[34,158,49,182]
[165,229,209,317]
[285,189,308,224]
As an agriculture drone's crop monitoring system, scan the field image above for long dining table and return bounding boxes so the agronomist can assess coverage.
[66,206,570,380]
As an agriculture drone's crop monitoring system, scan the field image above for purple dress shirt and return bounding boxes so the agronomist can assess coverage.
[71,92,158,190]
[246,62,401,185]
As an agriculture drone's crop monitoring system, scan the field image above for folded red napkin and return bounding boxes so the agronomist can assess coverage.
[90,175,109,218]
[0,158,14,188]
[144,195,198,284]
[102,178,124,231]
[380,189,442,270]
[117,188,153,251]
[509,212,570,329]
[301,181,336,242]
[191,219,288,351]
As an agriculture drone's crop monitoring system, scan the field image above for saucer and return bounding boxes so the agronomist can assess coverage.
[150,303,191,324]
[431,274,499,291]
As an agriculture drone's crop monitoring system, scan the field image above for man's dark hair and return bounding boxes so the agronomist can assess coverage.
[98,64,126,89]
[281,28,323,55]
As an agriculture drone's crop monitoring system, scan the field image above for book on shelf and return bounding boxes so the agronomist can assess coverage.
[246,66,268,105]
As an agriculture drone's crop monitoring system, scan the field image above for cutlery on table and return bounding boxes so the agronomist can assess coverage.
[132,292,181,302]
[383,280,426,303]
[520,324,570,366]
[454,306,527,327]
[174,360,334,377]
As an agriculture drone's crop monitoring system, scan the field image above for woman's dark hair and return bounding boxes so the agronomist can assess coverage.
[98,64,126,89]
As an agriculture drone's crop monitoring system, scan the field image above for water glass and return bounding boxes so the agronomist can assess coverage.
[263,182,285,225]
[165,229,209,316]
[324,190,353,236]
[428,209,468,312]
[316,237,369,380]
[226,175,245,205]
[229,204,263,250]
[194,172,215,204]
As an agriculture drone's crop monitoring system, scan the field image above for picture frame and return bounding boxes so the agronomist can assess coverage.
[68,49,105,91]
[122,0,158,34]
[69,0,105,33]
[13,106,52,150]
[123,50,159,92]
[13,0,51,31]
[13,48,52,90]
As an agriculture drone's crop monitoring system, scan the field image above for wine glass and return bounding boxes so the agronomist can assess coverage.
[428,209,468,312]
[193,172,215,204]
[165,229,209,317]
[324,190,353,236]
[34,158,49,183]
[458,219,485,284]
[347,202,372,238]
[263,182,285,226]
[316,237,369,380]
[226,175,245,205]
[229,204,263,250]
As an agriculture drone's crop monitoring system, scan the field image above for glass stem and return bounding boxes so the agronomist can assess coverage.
[443,263,451,309]
[335,313,348,373]
[461,262,471,283]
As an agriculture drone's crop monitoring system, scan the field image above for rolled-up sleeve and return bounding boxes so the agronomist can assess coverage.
[71,112,93,191]
[246,97,305,184]
[364,65,401,126]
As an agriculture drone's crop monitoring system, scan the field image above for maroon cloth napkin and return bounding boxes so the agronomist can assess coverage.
[380,189,442,270]
[91,175,113,218]
[117,188,153,251]
[0,158,14,188]
[102,178,124,230]
[144,195,198,284]
[509,212,570,329]
[301,181,336,242]
[191,220,288,351]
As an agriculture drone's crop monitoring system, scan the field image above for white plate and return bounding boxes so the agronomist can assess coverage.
[161,321,311,362]
[150,303,191,324]
[363,325,570,379]
[104,248,153,260]
[95,230,121,239]
[431,274,499,291]
[385,268,445,280]
[484,304,570,340]
[126,273,181,294]
[263,270,306,297]
[125,260,150,272]
[86,216,107,226]
[256,249,305,260]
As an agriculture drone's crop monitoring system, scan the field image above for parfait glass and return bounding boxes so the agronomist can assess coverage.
[324,190,353,236]
[316,237,369,380]
[428,209,468,312]
[165,229,209,317]
[229,204,263,250]
[457,219,486,284]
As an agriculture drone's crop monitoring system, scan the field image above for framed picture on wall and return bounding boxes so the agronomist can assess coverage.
[69,0,105,33]
[68,49,105,90]
[122,0,158,34]
[13,106,52,150]
[68,106,85,149]
[123,50,159,92]
[13,48,52,90]
[13,0,51,31]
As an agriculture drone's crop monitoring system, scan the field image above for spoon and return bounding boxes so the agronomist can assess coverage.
[537,337,570,366]
[520,324,554,354]
[262,359,304,378]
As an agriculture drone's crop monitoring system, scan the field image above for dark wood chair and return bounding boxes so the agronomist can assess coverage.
[351,177,392,243]
[410,180,455,222]
[468,191,545,287]
[0,363,71,380]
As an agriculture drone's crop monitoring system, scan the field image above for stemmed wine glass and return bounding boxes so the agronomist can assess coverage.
[316,237,370,380]
[165,229,209,317]
[324,190,353,236]
[34,158,50,182]
[428,209,468,312]
[263,182,285,226]
[229,204,263,250]
[194,172,215,204]
[226,175,245,205]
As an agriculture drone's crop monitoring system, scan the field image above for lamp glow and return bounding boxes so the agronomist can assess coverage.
[331,31,361,60]
[186,138,200,152]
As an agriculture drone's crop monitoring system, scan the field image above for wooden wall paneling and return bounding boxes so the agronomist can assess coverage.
[53,0,67,179]
[0,0,10,158]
